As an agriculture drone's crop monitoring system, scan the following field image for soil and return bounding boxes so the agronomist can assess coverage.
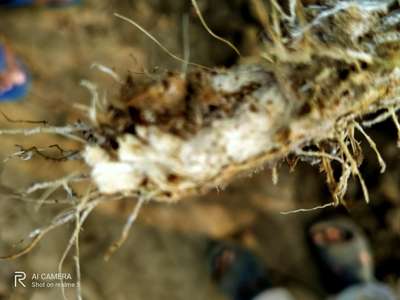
[0,1,399,299]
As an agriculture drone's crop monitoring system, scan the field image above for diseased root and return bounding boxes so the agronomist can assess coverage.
[81,0,400,208]
[1,2,400,297]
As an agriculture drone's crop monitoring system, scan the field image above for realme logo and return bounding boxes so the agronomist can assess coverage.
[14,271,26,287]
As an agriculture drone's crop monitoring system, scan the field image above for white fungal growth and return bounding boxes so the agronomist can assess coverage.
[84,65,287,197]
[211,66,270,93]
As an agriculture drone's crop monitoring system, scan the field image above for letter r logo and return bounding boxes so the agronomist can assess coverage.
[14,271,26,287]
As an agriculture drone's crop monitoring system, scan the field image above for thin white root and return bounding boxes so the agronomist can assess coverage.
[390,107,400,147]
[104,197,145,261]
[90,62,122,84]
[280,202,336,215]
[3,146,39,162]
[74,254,82,300]
[73,206,82,300]
[190,0,241,56]
[362,105,400,127]
[271,0,291,21]
[354,122,386,173]
[288,0,297,24]
[0,208,76,260]
[296,149,344,164]
[26,173,86,194]
[334,164,352,205]
[58,206,93,300]
[337,130,370,204]
[181,14,190,76]
[272,165,279,185]
[250,0,270,33]
[58,188,93,300]
[80,80,100,125]
[25,173,86,211]
[0,190,126,261]
[0,124,88,143]
[114,13,210,71]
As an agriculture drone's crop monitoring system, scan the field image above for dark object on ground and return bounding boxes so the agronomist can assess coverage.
[208,241,271,300]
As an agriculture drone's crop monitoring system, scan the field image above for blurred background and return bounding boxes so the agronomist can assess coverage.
[0,1,399,299]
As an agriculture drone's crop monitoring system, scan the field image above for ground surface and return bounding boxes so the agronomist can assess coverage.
[0,1,399,299]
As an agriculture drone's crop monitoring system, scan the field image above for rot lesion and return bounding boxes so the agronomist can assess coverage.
[96,68,266,143]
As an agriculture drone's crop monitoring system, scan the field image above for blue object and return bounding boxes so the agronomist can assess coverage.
[40,0,81,7]
[0,0,34,6]
[0,45,30,101]
[0,0,80,7]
